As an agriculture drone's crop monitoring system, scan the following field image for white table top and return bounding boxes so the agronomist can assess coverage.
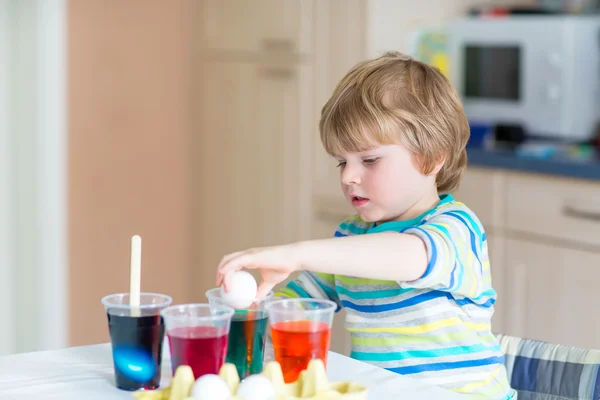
[0,343,467,399]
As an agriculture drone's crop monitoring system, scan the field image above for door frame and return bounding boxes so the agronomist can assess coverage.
[0,0,68,354]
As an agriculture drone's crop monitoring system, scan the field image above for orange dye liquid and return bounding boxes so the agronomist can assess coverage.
[270,320,331,383]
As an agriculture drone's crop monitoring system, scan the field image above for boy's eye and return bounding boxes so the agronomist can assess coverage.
[336,161,346,168]
[363,158,379,165]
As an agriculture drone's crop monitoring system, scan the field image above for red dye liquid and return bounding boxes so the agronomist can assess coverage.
[167,326,228,378]
[270,320,331,383]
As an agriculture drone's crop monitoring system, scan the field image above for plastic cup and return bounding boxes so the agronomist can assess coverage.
[205,288,274,378]
[265,298,337,383]
[160,303,234,379]
[101,292,172,391]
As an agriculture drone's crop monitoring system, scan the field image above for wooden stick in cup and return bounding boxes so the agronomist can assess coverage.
[129,235,142,317]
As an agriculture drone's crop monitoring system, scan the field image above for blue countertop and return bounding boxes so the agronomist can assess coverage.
[467,148,600,182]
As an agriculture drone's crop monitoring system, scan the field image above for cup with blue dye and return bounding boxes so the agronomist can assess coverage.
[101,293,172,391]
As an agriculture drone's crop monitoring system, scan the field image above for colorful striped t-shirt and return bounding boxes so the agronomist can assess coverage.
[276,194,515,399]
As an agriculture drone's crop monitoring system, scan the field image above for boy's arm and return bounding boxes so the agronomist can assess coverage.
[218,231,428,296]
[292,210,488,302]
[293,232,428,282]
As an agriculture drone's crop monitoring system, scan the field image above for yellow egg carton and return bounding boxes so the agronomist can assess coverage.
[133,359,367,400]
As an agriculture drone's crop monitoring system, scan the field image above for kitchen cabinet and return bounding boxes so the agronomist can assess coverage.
[457,166,600,350]
[192,0,315,291]
[198,0,314,56]
[193,59,313,280]
[199,0,315,56]
[505,172,600,248]
[505,238,600,349]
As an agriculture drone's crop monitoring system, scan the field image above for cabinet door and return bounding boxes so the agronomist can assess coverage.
[505,172,600,248]
[505,238,600,349]
[193,60,313,295]
[199,0,313,55]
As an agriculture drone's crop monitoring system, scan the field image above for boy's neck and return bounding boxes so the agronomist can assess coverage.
[382,188,442,224]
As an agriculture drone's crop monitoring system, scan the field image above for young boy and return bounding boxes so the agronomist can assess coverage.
[216,52,514,399]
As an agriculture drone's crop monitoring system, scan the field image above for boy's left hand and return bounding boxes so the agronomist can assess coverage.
[216,244,300,300]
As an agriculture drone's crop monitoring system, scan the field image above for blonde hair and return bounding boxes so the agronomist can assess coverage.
[319,51,470,193]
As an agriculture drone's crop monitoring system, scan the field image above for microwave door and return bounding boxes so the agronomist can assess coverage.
[464,45,521,102]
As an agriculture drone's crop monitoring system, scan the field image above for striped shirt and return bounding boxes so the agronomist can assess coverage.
[276,194,515,399]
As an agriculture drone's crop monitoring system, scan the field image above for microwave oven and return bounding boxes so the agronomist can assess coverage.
[447,16,600,141]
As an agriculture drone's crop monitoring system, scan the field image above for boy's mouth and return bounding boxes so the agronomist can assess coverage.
[351,196,369,207]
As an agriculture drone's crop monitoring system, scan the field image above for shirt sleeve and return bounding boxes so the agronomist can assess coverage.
[400,209,493,305]
[275,271,342,312]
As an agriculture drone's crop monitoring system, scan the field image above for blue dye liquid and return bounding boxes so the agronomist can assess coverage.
[107,313,164,391]
[113,345,156,382]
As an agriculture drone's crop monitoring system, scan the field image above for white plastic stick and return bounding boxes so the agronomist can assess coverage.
[129,235,142,316]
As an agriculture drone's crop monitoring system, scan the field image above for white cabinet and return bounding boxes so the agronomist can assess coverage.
[198,0,314,55]
[194,60,313,280]
[458,166,600,350]
[505,238,600,349]
[192,2,315,298]
[505,172,600,248]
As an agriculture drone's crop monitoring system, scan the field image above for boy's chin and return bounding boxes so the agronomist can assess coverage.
[357,209,405,224]
[355,210,381,223]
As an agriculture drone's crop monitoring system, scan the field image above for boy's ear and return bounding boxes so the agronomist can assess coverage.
[428,153,446,175]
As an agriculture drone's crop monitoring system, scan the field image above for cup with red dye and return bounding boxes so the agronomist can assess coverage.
[265,298,336,383]
[160,303,234,379]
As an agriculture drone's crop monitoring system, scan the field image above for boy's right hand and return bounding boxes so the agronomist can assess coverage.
[216,243,301,300]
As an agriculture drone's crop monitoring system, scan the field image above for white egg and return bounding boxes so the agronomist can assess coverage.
[236,374,276,400]
[219,271,257,309]
[190,374,231,400]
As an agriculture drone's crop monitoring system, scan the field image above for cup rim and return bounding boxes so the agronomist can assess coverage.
[160,303,235,322]
[205,287,275,303]
[264,298,337,315]
[100,292,173,309]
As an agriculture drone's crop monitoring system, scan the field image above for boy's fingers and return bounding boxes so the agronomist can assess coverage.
[217,251,243,274]
[222,270,235,293]
[217,253,245,290]
[256,281,275,300]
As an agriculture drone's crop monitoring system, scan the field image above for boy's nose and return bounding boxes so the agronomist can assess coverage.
[341,165,361,186]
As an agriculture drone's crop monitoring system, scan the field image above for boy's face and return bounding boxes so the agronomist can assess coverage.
[334,144,441,223]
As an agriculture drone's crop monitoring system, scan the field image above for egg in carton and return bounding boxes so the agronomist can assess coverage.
[233,359,367,400]
[133,359,367,400]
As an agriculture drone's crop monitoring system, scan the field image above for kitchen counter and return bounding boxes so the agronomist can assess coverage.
[467,147,600,181]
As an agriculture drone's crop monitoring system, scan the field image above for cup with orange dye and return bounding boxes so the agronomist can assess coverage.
[265,298,336,383]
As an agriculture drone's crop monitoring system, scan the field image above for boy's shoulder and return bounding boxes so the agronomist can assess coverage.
[423,198,485,230]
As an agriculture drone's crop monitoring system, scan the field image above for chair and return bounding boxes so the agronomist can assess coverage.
[497,334,600,400]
